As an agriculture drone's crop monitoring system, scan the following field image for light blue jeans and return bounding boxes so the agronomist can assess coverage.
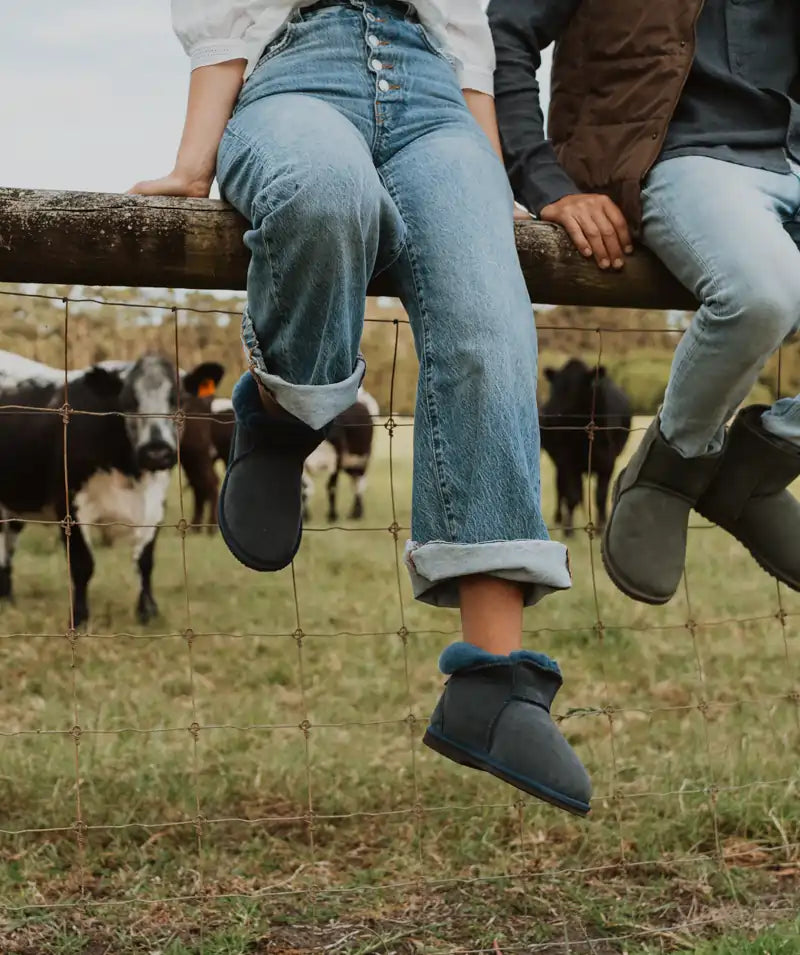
[641,155,800,458]
[216,1,571,607]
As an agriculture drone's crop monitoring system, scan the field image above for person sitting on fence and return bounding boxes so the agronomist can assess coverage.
[489,0,800,605]
[130,0,592,816]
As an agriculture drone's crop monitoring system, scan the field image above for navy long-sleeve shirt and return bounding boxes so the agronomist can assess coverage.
[488,0,800,215]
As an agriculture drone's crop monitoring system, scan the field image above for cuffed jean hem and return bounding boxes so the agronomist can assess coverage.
[762,398,800,447]
[404,540,573,609]
[660,413,727,459]
[242,307,366,430]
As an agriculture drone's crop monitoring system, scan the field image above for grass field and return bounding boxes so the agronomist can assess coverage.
[0,416,798,954]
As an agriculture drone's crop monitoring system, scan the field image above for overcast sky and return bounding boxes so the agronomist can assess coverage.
[0,1,552,196]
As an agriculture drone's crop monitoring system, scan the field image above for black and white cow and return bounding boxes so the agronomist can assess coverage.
[0,352,179,627]
[303,387,379,522]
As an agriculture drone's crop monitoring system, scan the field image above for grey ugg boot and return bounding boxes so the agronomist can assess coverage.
[423,642,592,817]
[695,405,800,590]
[602,417,721,604]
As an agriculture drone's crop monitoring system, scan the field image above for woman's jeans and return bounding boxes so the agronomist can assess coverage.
[216,1,570,607]
[642,156,800,458]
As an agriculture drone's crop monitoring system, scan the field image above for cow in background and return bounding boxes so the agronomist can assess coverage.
[0,354,179,626]
[90,362,229,536]
[303,387,379,522]
[205,387,380,524]
[178,362,227,532]
[539,359,632,536]
[209,397,235,468]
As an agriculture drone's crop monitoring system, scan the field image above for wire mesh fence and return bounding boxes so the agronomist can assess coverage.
[0,284,797,952]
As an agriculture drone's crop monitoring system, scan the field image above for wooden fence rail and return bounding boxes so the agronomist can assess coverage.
[0,188,698,311]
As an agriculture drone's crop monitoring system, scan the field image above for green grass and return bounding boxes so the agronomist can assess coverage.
[640,917,800,954]
[693,921,800,954]
[0,417,798,953]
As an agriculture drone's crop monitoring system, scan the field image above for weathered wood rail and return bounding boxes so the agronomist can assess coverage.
[0,188,698,310]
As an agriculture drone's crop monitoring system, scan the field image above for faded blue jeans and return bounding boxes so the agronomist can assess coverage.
[641,155,800,458]
[216,1,570,607]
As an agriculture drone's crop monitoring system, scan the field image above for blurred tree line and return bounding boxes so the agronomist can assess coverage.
[0,283,795,415]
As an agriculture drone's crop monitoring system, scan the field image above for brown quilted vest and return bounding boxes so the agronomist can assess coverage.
[549,0,705,232]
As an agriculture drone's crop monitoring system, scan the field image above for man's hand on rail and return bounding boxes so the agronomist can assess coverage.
[539,194,633,270]
[128,171,213,199]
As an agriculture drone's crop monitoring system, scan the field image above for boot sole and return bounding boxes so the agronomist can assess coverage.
[423,728,591,818]
[748,549,800,592]
[600,474,674,606]
[708,522,800,594]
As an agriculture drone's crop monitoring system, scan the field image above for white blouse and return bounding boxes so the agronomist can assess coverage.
[171,0,495,94]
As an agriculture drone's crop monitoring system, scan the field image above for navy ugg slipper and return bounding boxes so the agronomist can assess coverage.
[218,372,326,571]
[424,642,592,816]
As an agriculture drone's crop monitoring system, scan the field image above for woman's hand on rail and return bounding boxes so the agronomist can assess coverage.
[128,171,213,198]
[128,60,246,200]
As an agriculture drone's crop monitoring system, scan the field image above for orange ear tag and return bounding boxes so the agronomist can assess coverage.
[197,379,216,398]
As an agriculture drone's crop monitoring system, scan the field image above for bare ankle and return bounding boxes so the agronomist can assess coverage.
[459,575,524,656]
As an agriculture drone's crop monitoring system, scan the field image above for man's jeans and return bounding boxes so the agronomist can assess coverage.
[215,1,570,607]
[641,155,800,458]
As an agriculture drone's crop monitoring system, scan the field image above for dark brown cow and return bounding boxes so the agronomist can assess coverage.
[179,363,226,532]
[540,359,632,536]
[209,398,235,468]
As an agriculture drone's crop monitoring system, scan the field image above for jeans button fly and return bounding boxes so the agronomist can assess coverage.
[378,79,390,92]
[368,34,380,48]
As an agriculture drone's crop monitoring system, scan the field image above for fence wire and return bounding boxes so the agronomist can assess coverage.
[0,285,797,952]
